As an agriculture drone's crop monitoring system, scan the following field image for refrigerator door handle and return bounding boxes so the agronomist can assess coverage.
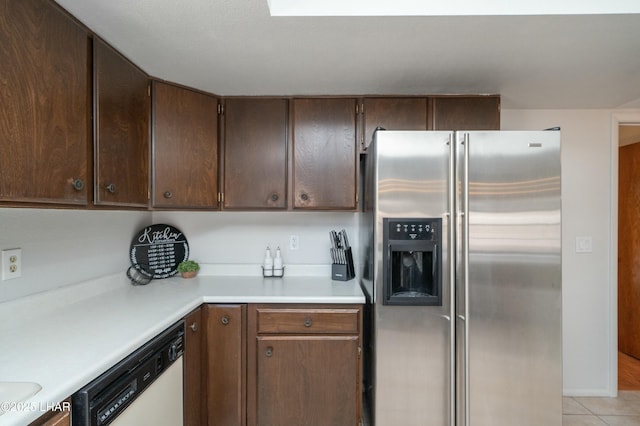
[447,132,456,426]
[462,132,471,426]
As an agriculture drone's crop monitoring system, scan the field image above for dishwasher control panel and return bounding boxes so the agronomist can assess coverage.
[97,382,136,424]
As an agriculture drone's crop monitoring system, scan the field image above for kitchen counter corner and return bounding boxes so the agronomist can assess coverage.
[0,272,364,425]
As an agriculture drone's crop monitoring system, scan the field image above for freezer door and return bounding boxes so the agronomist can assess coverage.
[456,131,562,426]
[372,131,455,426]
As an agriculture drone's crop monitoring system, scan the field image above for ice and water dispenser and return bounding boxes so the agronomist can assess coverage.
[383,218,442,306]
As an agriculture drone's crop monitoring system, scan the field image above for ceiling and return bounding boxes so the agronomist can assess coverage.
[53,0,640,109]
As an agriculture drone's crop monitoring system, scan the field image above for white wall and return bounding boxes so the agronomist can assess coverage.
[0,208,151,302]
[501,109,626,396]
[151,211,358,269]
[0,209,356,303]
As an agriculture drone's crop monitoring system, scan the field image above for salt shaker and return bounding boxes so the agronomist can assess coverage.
[263,246,273,277]
[273,246,283,277]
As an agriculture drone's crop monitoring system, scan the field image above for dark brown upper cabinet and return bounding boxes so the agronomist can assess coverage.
[93,37,150,208]
[152,81,219,209]
[360,97,428,152]
[430,95,500,130]
[222,98,288,210]
[0,0,90,205]
[292,98,358,210]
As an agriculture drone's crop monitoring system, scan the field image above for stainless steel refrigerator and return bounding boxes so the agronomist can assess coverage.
[359,130,562,426]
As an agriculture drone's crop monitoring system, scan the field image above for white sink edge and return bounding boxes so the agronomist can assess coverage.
[0,382,42,416]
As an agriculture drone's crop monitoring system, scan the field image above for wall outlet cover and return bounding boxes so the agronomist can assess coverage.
[2,248,22,280]
[289,235,300,251]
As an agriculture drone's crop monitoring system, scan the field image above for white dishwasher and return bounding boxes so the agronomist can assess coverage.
[72,321,184,426]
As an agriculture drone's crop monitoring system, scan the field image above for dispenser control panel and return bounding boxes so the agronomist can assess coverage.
[387,219,438,241]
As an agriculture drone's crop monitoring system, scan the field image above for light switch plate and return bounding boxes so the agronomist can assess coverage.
[575,236,593,253]
[2,248,22,280]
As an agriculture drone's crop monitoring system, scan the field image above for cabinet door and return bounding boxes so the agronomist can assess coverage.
[292,98,357,210]
[431,96,500,130]
[223,98,288,209]
[28,398,70,425]
[94,38,149,207]
[183,307,204,426]
[0,0,90,205]
[255,336,359,426]
[362,97,428,151]
[152,82,219,208]
[205,304,246,426]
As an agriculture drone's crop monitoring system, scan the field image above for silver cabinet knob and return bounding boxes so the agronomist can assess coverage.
[72,178,84,191]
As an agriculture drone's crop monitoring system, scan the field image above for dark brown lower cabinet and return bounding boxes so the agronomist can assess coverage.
[255,336,359,425]
[247,304,363,426]
[28,398,70,426]
[205,304,246,426]
[183,307,205,426]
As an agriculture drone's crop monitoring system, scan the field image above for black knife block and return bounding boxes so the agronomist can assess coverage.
[331,247,355,281]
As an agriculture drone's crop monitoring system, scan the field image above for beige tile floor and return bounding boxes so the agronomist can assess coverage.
[564,391,640,425]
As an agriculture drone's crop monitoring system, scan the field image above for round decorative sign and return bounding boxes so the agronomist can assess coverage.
[130,224,189,279]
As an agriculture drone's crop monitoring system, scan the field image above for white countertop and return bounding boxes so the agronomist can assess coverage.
[0,271,364,425]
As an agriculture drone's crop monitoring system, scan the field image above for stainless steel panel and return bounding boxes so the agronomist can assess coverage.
[461,131,562,426]
[455,133,469,426]
[365,130,561,426]
[372,131,454,425]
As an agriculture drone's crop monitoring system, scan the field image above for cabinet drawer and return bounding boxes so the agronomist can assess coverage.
[256,308,359,334]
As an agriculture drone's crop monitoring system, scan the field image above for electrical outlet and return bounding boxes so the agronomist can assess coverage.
[2,248,22,280]
[289,235,300,251]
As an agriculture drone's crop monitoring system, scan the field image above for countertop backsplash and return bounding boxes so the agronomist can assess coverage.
[0,208,150,303]
[0,208,359,303]
[152,210,359,270]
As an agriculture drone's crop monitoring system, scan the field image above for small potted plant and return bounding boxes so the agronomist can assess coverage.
[177,260,200,278]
